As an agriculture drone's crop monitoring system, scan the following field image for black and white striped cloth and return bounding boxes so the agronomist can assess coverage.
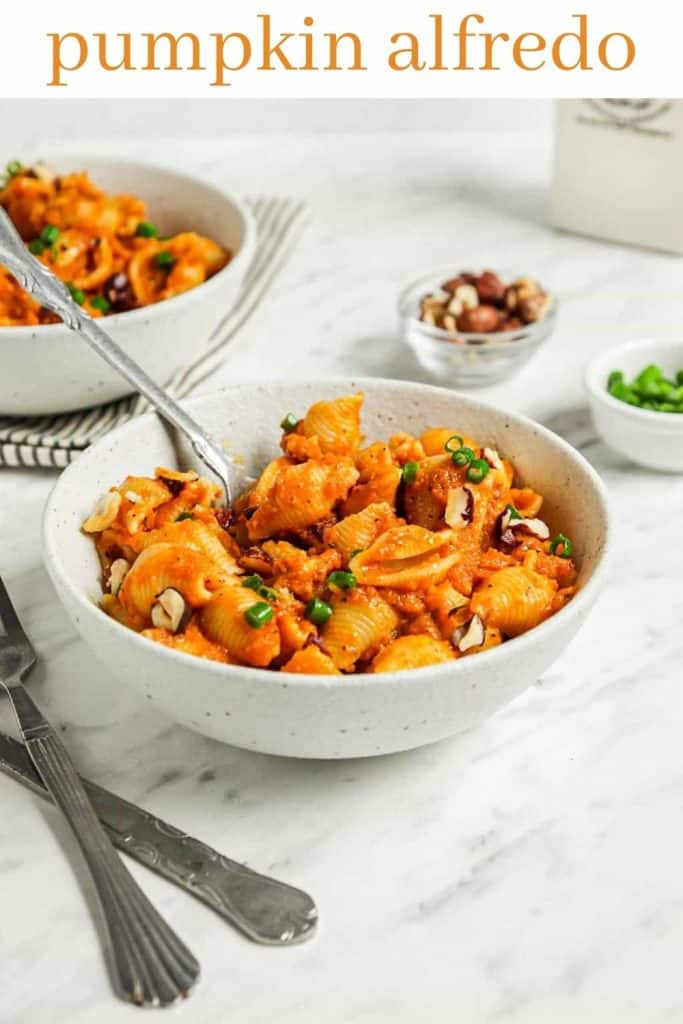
[0,197,307,471]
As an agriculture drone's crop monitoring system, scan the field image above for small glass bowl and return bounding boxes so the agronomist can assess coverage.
[399,269,557,388]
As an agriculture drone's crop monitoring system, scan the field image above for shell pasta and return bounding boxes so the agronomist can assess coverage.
[84,394,578,675]
[0,162,230,326]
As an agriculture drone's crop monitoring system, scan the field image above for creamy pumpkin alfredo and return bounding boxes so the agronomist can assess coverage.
[83,394,577,675]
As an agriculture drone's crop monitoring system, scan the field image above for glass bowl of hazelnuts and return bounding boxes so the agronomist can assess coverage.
[399,268,556,387]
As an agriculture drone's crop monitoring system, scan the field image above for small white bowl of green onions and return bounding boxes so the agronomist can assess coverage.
[586,339,683,472]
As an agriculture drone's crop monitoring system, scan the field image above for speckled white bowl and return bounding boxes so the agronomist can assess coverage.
[42,379,611,759]
[0,155,255,415]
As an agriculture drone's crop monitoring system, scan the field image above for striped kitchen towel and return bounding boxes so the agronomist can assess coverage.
[0,196,307,470]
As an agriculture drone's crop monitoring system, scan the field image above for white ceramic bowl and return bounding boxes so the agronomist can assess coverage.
[0,155,255,415]
[585,339,683,472]
[43,379,610,760]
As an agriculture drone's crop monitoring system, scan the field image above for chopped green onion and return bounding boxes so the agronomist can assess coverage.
[155,250,175,271]
[27,238,45,256]
[633,364,664,398]
[280,412,298,433]
[135,220,159,238]
[67,282,86,306]
[505,504,521,520]
[90,295,111,313]
[549,533,573,559]
[6,160,23,177]
[451,446,475,467]
[244,602,274,629]
[242,574,264,591]
[305,597,332,626]
[444,434,464,454]
[40,225,60,246]
[402,461,419,484]
[242,575,278,602]
[327,570,356,591]
[466,459,490,484]
[607,363,683,414]
[175,512,194,522]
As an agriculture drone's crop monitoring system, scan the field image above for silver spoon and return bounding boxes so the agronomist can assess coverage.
[0,209,247,504]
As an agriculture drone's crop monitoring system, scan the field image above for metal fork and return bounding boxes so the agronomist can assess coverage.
[0,208,247,505]
[0,575,200,1007]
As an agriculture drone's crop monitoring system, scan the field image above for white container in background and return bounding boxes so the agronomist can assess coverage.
[551,99,683,255]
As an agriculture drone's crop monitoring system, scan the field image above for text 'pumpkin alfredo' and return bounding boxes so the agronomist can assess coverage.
[83,395,577,675]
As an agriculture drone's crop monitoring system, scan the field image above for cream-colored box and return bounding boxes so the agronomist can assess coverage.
[550,99,683,255]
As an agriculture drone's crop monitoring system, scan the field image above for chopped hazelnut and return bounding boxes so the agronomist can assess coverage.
[151,588,191,634]
[457,304,500,334]
[476,270,506,305]
[108,558,130,597]
[83,491,122,533]
[454,614,485,653]
[445,486,474,528]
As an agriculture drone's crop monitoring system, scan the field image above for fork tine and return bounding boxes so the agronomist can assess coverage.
[0,574,30,645]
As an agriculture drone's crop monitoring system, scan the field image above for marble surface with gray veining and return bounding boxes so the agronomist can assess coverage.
[1,129,683,1023]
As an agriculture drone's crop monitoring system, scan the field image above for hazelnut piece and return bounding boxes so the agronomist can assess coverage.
[500,509,550,541]
[108,558,130,597]
[441,273,476,294]
[482,447,504,471]
[453,614,486,653]
[499,316,524,333]
[453,283,479,311]
[151,588,191,634]
[83,490,122,533]
[457,304,501,334]
[476,271,506,306]
[445,486,474,529]
[518,293,550,324]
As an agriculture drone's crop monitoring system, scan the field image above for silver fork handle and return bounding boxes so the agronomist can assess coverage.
[0,209,234,503]
[2,682,199,1007]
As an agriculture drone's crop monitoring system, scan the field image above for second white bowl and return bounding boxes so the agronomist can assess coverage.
[0,155,255,416]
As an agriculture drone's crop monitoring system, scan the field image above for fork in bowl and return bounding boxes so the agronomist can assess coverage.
[0,208,248,505]
[0,574,200,1007]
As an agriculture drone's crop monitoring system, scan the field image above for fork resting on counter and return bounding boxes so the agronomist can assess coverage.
[0,575,317,1007]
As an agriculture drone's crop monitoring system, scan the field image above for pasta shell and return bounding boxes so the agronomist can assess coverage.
[507,487,543,519]
[247,458,359,541]
[402,454,456,529]
[116,476,172,534]
[420,428,477,457]
[301,394,363,455]
[129,519,240,576]
[349,526,459,591]
[119,542,221,622]
[200,585,280,667]
[323,502,401,561]
[372,635,455,673]
[470,565,557,637]
[322,590,399,671]
[341,466,402,516]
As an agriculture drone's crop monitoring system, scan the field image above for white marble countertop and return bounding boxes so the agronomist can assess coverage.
[2,130,683,1023]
